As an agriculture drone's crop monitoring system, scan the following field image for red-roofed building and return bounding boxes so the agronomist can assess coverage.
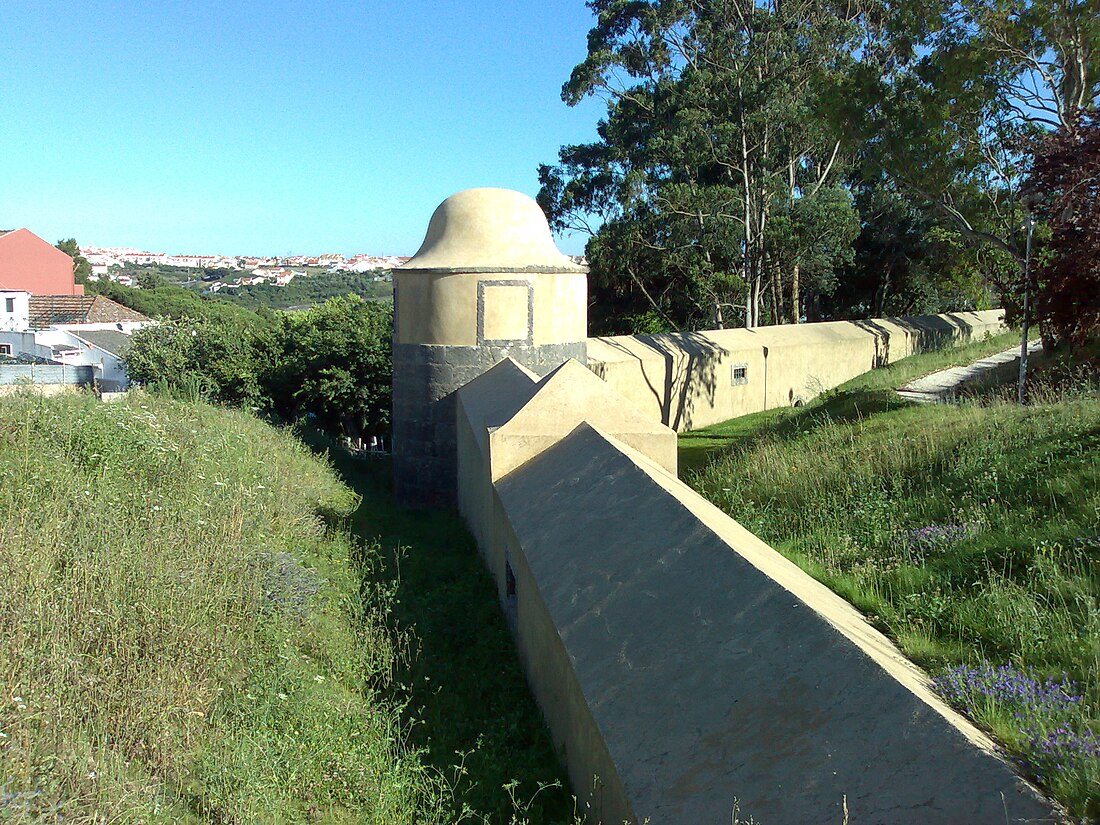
[0,228,84,296]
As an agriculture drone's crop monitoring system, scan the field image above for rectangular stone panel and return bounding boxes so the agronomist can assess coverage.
[478,280,533,345]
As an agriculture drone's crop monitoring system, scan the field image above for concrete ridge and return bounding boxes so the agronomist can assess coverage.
[897,340,1044,403]
[585,422,997,752]
[474,358,678,482]
[455,356,539,447]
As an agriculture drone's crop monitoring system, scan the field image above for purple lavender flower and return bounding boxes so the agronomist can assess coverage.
[1071,534,1100,551]
[905,523,975,554]
[935,661,1099,780]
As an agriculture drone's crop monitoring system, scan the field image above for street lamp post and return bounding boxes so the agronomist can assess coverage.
[1018,216,1036,405]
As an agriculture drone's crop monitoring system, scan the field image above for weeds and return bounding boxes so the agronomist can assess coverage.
[0,390,448,823]
[316,442,580,825]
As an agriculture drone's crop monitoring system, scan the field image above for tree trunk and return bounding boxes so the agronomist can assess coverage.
[875,265,891,317]
[771,269,782,326]
[748,267,762,329]
[791,263,800,323]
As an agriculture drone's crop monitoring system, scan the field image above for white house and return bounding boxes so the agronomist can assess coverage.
[34,325,140,391]
[0,290,31,333]
[0,295,152,391]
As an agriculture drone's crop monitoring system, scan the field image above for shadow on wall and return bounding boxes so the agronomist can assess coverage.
[853,314,978,369]
[593,332,726,431]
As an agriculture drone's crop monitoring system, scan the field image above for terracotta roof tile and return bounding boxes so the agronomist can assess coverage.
[28,295,147,328]
[87,295,148,324]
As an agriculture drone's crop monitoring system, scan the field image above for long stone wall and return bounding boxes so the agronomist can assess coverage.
[586,310,1006,431]
[454,352,1058,824]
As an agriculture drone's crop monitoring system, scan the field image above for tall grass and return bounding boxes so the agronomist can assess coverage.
[687,359,1100,819]
[317,443,580,825]
[0,390,450,822]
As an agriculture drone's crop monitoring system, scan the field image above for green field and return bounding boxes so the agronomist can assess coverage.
[683,340,1100,818]
[213,270,393,311]
[106,263,394,311]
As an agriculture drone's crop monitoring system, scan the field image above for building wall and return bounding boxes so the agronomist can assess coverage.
[0,229,83,296]
[394,271,587,347]
[0,290,31,331]
[392,340,586,507]
[586,310,1006,431]
[0,331,50,361]
[0,363,94,393]
[392,259,589,508]
[452,348,1056,824]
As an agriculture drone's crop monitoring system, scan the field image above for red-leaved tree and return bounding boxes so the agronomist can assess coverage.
[1024,111,1100,348]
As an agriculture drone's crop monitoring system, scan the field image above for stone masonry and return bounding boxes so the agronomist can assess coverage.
[392,340,586,507]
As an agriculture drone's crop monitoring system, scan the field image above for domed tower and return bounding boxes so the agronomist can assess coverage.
[392,188,588,507]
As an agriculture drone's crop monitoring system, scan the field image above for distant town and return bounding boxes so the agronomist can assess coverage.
[79,245,412,292]
[78,244,589,295]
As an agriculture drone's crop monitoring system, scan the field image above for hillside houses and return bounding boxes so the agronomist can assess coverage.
[0,233,153,394]
[0,292,151,392]
[80,243,412,278]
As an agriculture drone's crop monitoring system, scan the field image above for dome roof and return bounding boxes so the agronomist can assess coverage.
[399,188,586,273]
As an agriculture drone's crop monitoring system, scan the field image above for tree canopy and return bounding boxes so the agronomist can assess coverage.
[541,0,862,331]
[541,0,1099,337]
[124,296,393,443]
[260,295,393,441]
[1024,110,1100,347]
[55,238,92,284]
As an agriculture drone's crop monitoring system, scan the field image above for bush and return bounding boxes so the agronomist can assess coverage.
[124,296,394,442]
[125,315,264,407]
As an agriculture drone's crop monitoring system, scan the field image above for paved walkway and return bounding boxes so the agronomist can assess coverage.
[896,339,1043,404]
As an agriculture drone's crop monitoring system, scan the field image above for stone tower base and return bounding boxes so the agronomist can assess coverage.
[392,340,586,507]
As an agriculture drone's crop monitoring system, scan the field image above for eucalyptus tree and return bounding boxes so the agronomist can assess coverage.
[840,0,1099,265]
[539,0,862,330]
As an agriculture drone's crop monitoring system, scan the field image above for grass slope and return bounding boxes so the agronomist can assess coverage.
[683,341,1100,819]
[0,392,448,823]
[318,448,578,825]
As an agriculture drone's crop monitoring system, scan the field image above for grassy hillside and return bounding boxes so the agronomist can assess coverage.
[323,449,578,825]
[0,392,449,823]
[217,271,392,311]
[684,345,1100,818]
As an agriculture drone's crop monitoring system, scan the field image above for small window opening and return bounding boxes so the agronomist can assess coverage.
[505,561,517,599]
[0,344,11,356]
[4,298,14,313]
[504,558,518,630]
[731,363,749,386]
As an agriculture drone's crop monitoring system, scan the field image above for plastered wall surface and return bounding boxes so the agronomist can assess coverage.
[452,352,1058,824]
[394,188,1049,822]
[586,310,1006,431]
[394,271,588,347]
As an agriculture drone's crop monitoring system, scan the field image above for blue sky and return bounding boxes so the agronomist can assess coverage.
[0,1,606,256]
